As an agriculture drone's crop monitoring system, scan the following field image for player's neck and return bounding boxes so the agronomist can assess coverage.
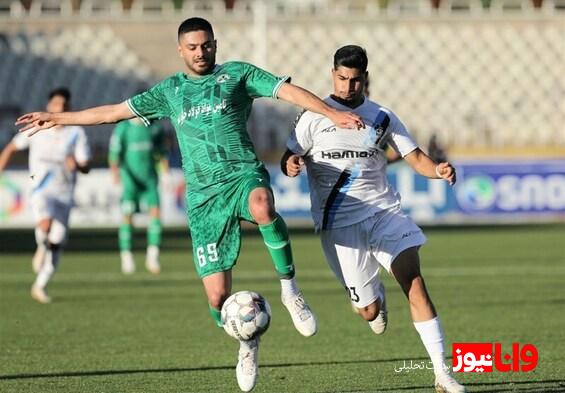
[330,95,364,109]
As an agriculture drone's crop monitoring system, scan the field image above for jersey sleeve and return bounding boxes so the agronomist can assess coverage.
[126,81,172,126]
[108,122,125,164]
[73,127,91,163]
[387,112,418,158]
[11,132,30,150]
[286,110,313,156]
[241,62,290,99]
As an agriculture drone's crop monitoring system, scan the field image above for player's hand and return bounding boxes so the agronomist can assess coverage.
[436,162,456,185]
[15,112,55,136]
[286,154,305,177]
[328,110,365,130]
[112,171,120,185]
[65,156,77,172]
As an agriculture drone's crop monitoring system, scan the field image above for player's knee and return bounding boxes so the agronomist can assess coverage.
[208,290,230,310]
[249,190,275,224]
[47,221,67,246]
[408,277,431,306]
[358,302,380,321]
[38,219,51,233]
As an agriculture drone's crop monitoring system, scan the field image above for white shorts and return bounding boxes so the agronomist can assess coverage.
[31,194,72,226]
[320,208,427,308]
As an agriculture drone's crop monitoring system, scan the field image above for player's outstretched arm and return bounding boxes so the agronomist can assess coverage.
[0,142,18,173]
[16,102,134,136]
[277,83,364,130]
[280,149,304,177]
[403,148,456,185]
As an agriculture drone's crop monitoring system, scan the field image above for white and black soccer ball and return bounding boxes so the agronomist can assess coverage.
[221,291,271,341]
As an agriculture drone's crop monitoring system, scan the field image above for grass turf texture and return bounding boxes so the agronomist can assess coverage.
[1,225,564,393]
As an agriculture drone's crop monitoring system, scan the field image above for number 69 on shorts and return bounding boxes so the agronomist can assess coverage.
[196,243,219,267]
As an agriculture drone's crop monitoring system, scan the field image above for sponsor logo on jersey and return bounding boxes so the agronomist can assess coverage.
[320,150,376,159]
[177,99,228,122]
[320,126,337,133]
[216,74,231,83]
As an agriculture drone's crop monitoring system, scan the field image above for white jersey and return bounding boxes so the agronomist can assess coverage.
[287,96,418,231]
[12,126,90,204]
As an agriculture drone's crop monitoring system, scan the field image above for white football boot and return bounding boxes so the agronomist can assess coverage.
[145,245,161,274]
[281,292,317,337]
[236,338,259,392]
[368,282,387,335]
[31,285,51,304]
[32,246,46,274]
[435,372,466,393]
[120,250,135,274]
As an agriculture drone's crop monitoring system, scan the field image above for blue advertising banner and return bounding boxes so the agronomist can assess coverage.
[269,159,565,225]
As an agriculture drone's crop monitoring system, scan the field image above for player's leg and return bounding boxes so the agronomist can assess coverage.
[119,210,135,274]
[32,201,70,303]
[203,271,259,392]
[194,213,259,393]
[145,184,162,274]
[391,248,465,393]
[32,218,49,273]
[247,184,316,337]
[202,270,232,327]
[31,217,52,303]
[119,174,137,274]
[320,220,387,334]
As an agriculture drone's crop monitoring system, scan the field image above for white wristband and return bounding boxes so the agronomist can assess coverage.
[435,165,442,178]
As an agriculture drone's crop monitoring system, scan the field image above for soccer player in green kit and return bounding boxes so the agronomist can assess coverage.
[17,17,364,392]
[109,118,167,275]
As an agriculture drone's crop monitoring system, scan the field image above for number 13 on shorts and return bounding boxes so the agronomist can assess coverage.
[197,243,219,267]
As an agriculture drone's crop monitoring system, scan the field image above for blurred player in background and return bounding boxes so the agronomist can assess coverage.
[281,45,465,393]
[109,117,167,275]
[0,87,90,304]
[15,17,364,392]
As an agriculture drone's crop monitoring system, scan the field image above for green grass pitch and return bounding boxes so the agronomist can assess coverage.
[1,225,564,392]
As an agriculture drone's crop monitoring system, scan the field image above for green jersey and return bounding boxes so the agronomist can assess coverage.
[108,120,165,181]
[127,61,289,209]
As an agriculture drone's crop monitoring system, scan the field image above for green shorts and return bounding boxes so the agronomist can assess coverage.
[120,170,160,215]
[188,169,271,278]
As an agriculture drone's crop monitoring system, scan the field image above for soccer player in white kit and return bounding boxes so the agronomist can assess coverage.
[0,88,91,303]
[281,46,465,393]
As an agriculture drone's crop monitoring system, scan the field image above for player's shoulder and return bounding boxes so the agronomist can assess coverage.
[293,108,323,129]
[218,61,259,76]
[153,73,185,91]
[363,99,390,115]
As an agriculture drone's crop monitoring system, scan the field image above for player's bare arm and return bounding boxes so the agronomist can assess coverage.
[65,156,90,174]
[277,83,364,130]
[16,102,134,136]
[403,148,456,185]
[0,142,18,173]
[280,149,304,177]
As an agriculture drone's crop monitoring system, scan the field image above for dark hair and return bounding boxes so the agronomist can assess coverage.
[48,87,71,102]
[334,45,368,73]
[178,17,214,40]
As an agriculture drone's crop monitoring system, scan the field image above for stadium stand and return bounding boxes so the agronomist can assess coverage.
[0,0,563,159]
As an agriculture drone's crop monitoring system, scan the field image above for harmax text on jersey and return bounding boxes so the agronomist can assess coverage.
[320,150,377,159]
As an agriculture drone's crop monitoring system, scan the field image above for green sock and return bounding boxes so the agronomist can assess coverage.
[258,214,295,279]
[147,218,162,247]
[208,304,223,328]
[119,223,132,251]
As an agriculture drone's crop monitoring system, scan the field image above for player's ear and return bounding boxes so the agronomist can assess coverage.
[177,45,183,58]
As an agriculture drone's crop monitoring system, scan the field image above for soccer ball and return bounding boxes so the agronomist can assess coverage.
[221,291,271,341]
